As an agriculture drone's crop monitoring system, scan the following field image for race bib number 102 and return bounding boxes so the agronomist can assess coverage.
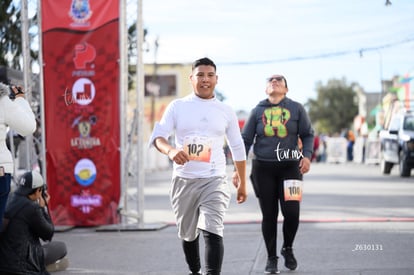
[183,136,212,163]
[283,179,303,202]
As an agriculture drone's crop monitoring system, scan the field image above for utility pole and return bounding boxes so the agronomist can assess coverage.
[149,37,159,129]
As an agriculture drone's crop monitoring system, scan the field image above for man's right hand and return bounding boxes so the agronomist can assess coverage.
[39,191,50,207]
[167,148,190,165]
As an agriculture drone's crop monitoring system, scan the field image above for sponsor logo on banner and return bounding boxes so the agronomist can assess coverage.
[71,115,101,149]
[69,0,93,26]
[74,158,97,187]
[73,42,96,69]
[71,190,102,214]
[72,78,95,105]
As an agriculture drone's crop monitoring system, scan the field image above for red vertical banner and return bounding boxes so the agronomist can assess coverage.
[41,0,120,226]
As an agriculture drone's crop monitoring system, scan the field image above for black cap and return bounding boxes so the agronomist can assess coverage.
[15,171,44,196]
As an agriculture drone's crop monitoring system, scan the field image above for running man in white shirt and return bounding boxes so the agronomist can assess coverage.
[149,57,247,275]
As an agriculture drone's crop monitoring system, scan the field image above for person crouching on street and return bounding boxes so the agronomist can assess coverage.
[0,170,68,274]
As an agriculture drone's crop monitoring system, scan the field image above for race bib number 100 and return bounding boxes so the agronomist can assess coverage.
[283,179,303,202]
[183,136,212,163]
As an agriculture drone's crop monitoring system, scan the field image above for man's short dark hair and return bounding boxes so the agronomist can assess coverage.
[192,57,216,71]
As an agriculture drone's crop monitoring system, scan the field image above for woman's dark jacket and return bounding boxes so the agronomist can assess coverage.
[0,192,54,275]
[242,97,314,161]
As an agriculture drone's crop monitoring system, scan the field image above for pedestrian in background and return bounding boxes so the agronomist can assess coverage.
[346,129,355,161]
[235,74,314,274]
[149,57,247,275]
[0,81,36,230]
[0,170,68,274]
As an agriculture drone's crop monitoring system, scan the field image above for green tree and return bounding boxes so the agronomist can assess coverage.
[0,0,23,69]
[305,78,358,135]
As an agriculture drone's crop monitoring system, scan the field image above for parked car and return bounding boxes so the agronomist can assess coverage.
[379,111,414,177]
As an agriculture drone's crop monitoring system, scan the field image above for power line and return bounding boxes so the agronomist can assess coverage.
[218,36,414,66]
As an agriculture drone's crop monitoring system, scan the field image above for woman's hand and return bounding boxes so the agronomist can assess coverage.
[232,170,247,203]
[299,157,311,174]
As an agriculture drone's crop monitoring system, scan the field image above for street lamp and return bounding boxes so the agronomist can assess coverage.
[376,49,385,106]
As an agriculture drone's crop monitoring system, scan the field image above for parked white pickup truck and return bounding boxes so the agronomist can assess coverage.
[379,111,414,177]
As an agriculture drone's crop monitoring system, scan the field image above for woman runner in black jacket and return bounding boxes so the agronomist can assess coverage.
[234,75,314,274]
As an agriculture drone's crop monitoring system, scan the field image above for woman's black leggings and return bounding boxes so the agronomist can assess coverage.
[250,160,301,257]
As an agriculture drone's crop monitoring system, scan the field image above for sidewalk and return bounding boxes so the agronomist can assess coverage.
[52,163,414,274]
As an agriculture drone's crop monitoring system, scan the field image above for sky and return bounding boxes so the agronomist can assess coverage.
[141,0,414,112]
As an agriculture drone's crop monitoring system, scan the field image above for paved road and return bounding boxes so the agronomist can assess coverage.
[140,162,414,224]
[52,162,414,274]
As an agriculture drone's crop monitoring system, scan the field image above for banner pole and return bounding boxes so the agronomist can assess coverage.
[37,0,47,185]
[21,0,34,171]
[135,0,145,227]
[119,0,128,224]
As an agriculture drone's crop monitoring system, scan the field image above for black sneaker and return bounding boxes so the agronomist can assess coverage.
[188,271,202,275]
[264,256,280,274]
[281,247,297,270]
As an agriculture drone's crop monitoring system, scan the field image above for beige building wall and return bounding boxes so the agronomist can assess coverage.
[143,62,192,126]
[129,62,193,170]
